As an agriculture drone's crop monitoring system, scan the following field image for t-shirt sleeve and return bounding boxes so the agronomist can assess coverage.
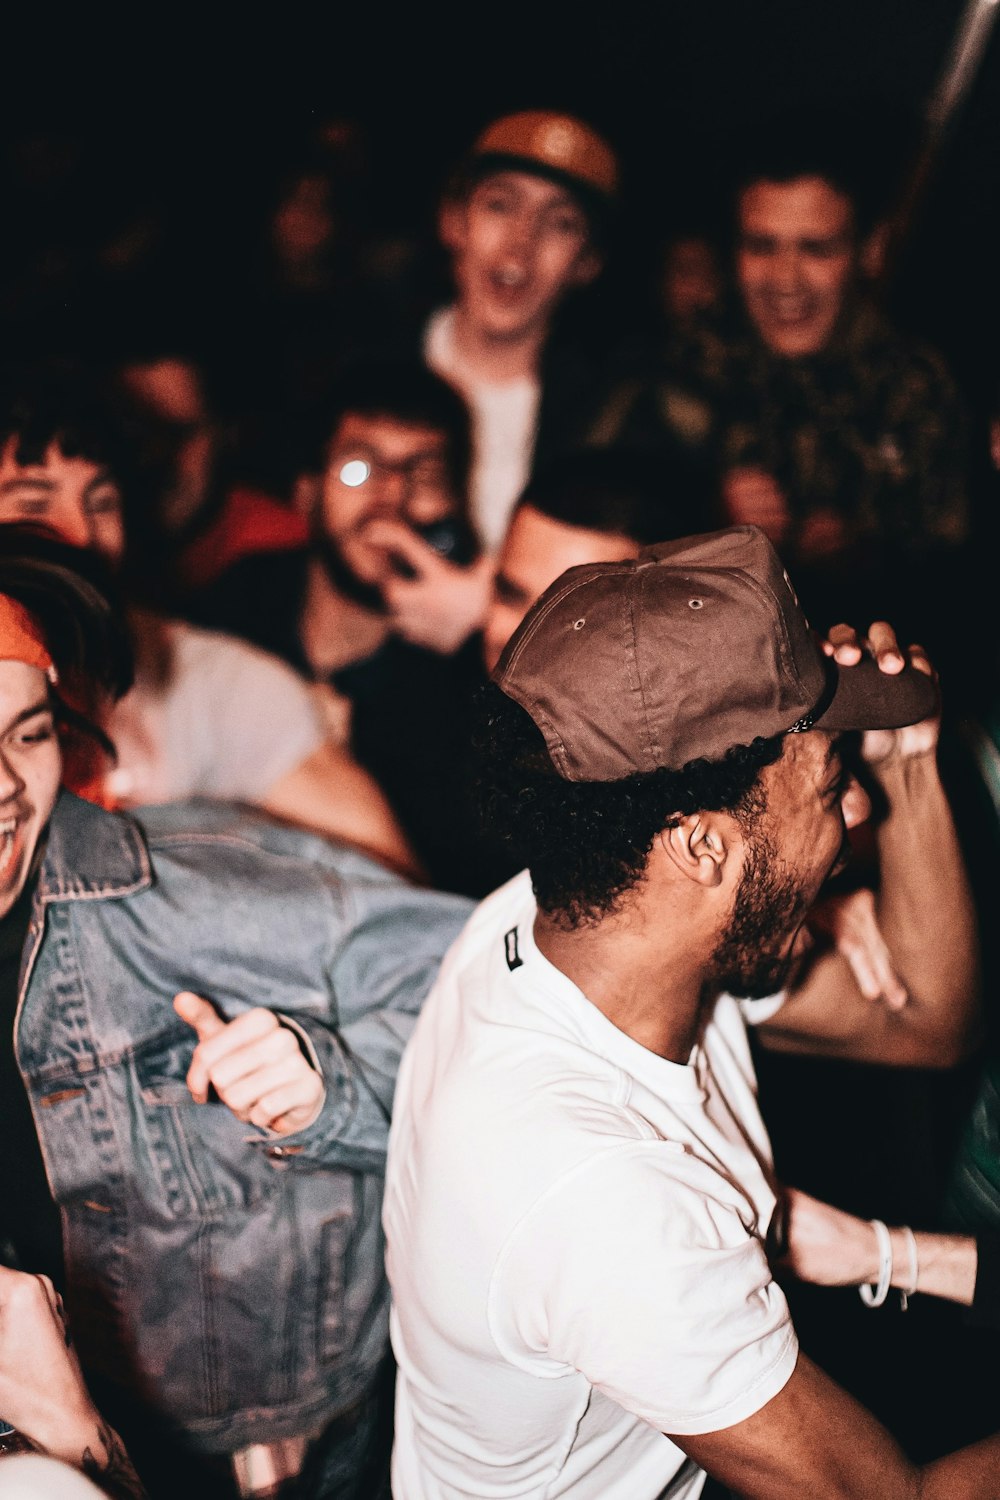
[489,1143,797,1436]
[186,632,325,799]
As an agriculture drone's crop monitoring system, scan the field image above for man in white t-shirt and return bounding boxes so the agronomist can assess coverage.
[425,111,617,551]
[384,525,997,1498]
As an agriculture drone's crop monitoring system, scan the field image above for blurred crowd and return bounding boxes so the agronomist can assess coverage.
[1,102,1000,1499]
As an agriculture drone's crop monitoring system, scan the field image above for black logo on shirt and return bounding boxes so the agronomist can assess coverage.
[504,927,523,971]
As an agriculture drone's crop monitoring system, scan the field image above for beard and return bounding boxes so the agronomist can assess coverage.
[709,823,813,1000]
[313,524,389,615]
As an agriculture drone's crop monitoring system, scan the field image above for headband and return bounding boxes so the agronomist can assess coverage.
[0,593,58,682]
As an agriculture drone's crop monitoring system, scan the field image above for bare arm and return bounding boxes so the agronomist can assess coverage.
[673,1351,1000,1499]
[262,740,424,880]
[759,631,980,1067]
[782,1186,978,1305]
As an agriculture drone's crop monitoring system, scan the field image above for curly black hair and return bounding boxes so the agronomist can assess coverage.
[476,683,785,928]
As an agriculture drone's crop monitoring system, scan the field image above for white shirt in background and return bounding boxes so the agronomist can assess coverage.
[384,872,797,1500]
[106,620,324,806]
[424,306,540,553]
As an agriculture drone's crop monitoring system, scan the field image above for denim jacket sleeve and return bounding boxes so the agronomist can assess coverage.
[245,866,472,1175]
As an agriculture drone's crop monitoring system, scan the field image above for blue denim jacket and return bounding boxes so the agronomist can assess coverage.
[16,792,472,1453]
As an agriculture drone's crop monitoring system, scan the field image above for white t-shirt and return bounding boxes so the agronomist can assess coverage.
[106,620,324,806]
[424,306,540,553]
[384,872,797,1500]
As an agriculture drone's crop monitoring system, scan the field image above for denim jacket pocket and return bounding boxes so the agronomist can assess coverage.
[132,1028,273,1217]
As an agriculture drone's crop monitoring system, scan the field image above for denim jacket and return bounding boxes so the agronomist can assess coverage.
[16,792,472,1453]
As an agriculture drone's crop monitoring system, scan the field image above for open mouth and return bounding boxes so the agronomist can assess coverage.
[761,296,818,328]
[487,268,531,304]
[0,817,24,885]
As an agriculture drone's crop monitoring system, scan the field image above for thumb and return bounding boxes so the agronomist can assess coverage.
[174,991,226,1042]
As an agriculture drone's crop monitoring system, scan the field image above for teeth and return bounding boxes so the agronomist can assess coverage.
[0,818,15,834]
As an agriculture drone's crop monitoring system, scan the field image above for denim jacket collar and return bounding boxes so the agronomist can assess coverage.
[38,790,153,904]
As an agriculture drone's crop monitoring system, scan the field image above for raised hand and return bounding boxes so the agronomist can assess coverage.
[822,620,938,763]
[366,517,493,654]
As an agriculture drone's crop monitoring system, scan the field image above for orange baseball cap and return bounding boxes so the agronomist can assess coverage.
[468,110,618,206]
[0,593,56,681]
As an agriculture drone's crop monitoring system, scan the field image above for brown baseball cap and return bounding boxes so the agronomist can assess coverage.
[493,526,938,781]
[468,111,618,204]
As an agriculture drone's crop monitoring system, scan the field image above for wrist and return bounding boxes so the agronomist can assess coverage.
[33,1401,104,1466]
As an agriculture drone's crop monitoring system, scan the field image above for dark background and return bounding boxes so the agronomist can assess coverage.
[2,1,997,394]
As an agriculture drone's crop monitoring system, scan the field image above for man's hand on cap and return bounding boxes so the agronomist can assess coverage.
[822,621,938,763]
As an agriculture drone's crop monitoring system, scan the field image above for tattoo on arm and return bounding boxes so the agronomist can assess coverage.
[81,1420,147,1500]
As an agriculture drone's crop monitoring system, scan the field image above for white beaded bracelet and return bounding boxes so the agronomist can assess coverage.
[899,1224,919,1311]
[859,1218,893,1307]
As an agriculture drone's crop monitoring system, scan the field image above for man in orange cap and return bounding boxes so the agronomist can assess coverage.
[419,110,618,555]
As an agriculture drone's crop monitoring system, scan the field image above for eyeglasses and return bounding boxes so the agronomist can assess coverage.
[330,450,449,495]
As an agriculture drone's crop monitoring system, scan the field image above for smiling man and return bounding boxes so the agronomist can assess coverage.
[383,525,993,1498]
[591,125,969,643]
[0,531,473,1498]
[424,110,618,551]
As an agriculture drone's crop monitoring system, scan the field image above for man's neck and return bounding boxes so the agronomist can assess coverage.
[533,902,714,1064]
[447,304,545,386]
[299,558,390,677]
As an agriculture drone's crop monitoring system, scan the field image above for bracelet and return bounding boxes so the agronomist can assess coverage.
[859,1218,893,1308]
[899,1224,919,1311]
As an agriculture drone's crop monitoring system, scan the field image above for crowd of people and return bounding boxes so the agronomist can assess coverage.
[0,102,999,1499]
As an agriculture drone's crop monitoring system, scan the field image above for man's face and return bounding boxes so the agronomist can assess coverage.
[711,731,870,998]
[0,439,126,565]
[736,176,858,358]
[317,412,456,595]
[0,661,61,921]
[483,504,639,672]
[448,170,599,344]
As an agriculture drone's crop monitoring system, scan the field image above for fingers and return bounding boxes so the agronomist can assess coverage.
[907,641,933,678]
[174,991,227,1043]
[177,1004,324,1131]
[179,1002,277,1103]
[821,620,906,674]
[866,620,904,674]
[821,623,862,663]
[365,519,443,578]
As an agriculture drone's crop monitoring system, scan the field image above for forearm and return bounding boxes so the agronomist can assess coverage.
[920,1434,1000,1498]
[26,1412,145,1500]
[873,750,980,1062]
[888,1227,977,1306]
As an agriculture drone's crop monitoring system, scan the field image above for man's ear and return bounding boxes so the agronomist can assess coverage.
[660,813,731,888]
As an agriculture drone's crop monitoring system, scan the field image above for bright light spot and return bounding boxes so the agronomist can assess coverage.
[339,460,371,487]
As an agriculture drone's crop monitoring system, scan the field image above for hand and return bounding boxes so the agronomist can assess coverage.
[779,1187,880,1288]
[0,1268,100,1460]
[174,992,325,1135]
[822,621,939,762]
[808,888,907,1011]
[366,518,493,654]
[721,467,791,545]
